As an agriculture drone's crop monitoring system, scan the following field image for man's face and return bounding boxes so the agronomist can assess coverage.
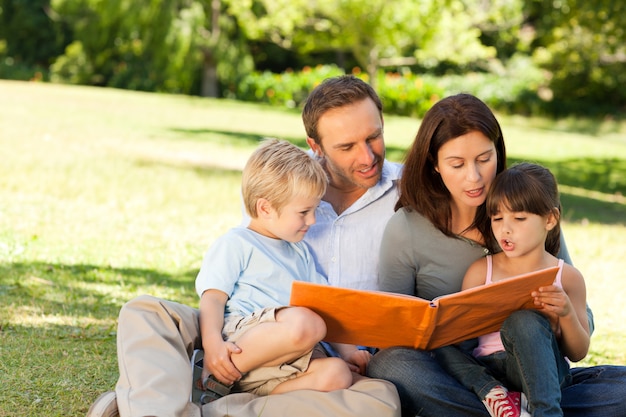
[307,98,385,192]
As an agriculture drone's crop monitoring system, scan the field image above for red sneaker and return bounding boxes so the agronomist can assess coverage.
[482,386,521,417]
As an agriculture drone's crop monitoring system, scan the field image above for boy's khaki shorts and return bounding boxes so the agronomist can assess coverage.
[223,307,327,396]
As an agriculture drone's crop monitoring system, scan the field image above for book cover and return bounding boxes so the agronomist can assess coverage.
[290,266,559,350]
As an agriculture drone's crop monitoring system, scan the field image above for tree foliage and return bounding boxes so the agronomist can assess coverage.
[228,0,499,86]
[527,0,626,113]
[0,0,623,114]
[48,0,251,96]
[0,0,66,66]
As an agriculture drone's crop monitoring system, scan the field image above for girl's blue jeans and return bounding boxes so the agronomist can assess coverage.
[434,310,571,416]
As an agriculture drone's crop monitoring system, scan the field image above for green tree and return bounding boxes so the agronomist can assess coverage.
[50,0,179,89]
[229,0,507,87]
[528,0,626,114]
[49,0,252,96]
[0,0,66,66]
[229,0,435,84]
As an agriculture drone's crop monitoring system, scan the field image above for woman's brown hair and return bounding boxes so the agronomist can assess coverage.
[396,93,507,241]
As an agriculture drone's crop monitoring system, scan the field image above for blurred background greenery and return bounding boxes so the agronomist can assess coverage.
[1,0,625,118]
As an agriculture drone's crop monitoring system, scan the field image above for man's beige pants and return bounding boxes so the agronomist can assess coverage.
[115,295,401,417]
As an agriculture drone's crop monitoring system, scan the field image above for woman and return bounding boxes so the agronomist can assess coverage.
[366,93,626,417]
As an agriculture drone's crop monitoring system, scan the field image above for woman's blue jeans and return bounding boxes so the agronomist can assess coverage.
[367,309,626,417]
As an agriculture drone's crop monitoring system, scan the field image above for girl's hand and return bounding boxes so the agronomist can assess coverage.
[532,284,573,339]
[532,284,574,318]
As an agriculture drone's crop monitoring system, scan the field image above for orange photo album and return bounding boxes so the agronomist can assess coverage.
[290,266,559,350]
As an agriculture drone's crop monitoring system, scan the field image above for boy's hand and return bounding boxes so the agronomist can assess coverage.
[203,341,242,385]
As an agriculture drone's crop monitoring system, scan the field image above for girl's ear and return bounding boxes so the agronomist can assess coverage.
[256,198,275,219]
[545,207,560,231]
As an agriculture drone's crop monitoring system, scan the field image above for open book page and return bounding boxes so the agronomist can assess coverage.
[289,265,558,350]
[425,265,559,349]
[290,282,435,348]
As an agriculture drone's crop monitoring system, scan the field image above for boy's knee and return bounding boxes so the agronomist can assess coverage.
[315,357,353,391]
[282,307,327,347]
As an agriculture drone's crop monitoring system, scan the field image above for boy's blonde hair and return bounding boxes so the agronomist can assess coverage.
[242,139,328,218]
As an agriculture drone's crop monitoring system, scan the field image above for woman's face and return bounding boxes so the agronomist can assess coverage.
[435,131,498,210]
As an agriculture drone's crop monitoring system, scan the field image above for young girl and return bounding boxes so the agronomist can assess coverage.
[436,162,590,417]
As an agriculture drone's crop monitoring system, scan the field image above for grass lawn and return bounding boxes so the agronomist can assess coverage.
[1,80,625,417]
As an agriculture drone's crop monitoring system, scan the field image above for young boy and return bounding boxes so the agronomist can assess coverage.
[195,139,354,398]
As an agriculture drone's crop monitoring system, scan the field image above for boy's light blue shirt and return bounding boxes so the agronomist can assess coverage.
[304,161,402,290]
[195,227,327,317]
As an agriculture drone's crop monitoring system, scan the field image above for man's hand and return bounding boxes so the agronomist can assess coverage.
[343,349,372,375]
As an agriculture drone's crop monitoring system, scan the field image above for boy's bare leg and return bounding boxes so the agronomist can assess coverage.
[270,357,353,394]
[230,307,326,372]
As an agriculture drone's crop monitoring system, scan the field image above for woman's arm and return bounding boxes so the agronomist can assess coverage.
[378,210,418,295]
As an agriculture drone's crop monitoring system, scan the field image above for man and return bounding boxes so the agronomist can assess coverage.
[86,75,401,417]
[301,75,402,291]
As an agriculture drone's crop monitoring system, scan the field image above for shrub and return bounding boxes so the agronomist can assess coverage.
[232,56,551,118]
[235,65,345,108]
[375,71,444,118]
[235,65,444,118]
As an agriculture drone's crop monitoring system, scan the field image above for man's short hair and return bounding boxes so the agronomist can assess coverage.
[302,75,383,145]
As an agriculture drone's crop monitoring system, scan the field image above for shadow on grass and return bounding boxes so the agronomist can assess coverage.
[0,261,198,329]
[508,157,626,226]
[134,156,244,176]
[146,126,626,226]
[560,194,626,225]
[169,127,409,162]
[170,127,272,146]
[508,157,626,196]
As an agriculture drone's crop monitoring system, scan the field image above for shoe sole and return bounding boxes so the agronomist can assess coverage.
[191,349,231,405]
[86,391,119,417]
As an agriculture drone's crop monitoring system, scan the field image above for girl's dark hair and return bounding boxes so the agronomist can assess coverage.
[486,162,561,255]
[396,93,507,241]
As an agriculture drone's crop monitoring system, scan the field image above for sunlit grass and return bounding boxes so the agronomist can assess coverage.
[1,80,625,416]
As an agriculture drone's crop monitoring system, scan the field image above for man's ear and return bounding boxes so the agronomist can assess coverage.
[256,198,274,219]
[306,137,322,157]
